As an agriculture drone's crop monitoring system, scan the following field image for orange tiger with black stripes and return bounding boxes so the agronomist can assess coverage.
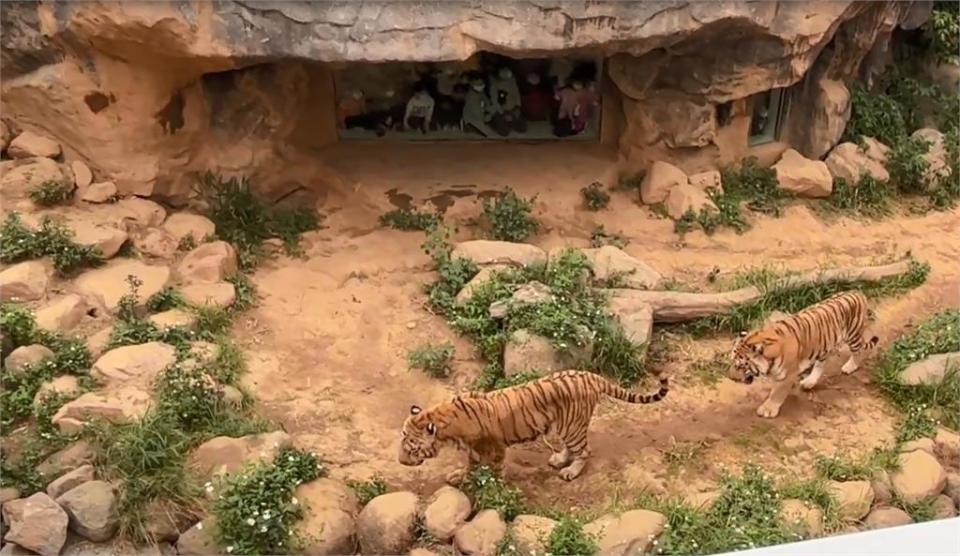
[730,290,878,418]
[398,370,669,481]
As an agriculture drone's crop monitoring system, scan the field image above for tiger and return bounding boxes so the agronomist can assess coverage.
[730,290,879,418]
[397,370,669,481]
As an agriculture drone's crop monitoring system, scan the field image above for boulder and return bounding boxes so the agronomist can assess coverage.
[861,137,891,164]
[35,294,94,332]
[51,387,152,434]
[71,161,93,188]
[0,157,71,200]
[827,480,874,521]
[504,328,590,377]
[92,342,177,384]
[511,514,557,556]
[0,260,50,302]
[688,170,723,193]
[640,161,687,204]
[4,344,55,376]
[871,470,894,506]
[944,473,960,507]
[900,437,936,456]
[780,499,823,538]
[114,197,167,228]
[912,128,952,187]
[489,281,553,319]
[67,221,128,259]
[931,494,957,519]
[148,309,197,330]
[863,507,913,530]
[295,478,360,555]
[891,449,947,504]
[85,327,113,360]
[605,296,653,347]
[0,120,9,151]
[825,142,891,183]
[455,265,510,306]
[934,427,960,466]
[451,241,546,267]
[901,352,960,386]
[132,228,178,258]
[177,241,238,283]
[0,487,21,505]
[176,517,219,556]
[356,491,419,555]
[3,492,69,556]
[142,499,189,543]
[422,485,471,541]
[189,431,291,479]
[181,282,236,308]
[665,183,718,220]
[7,131,61,159]
[81,181,118,203]
[74,259,171,312]
[56,480,118,542]
[773,149,833,198]
[162,213,216,243]
[34,375,82,406]
[581,246,662,289]
[37,441,97,480]
[802,78,851,160]
[454,510,506,556]
[584,509,667,556]
[46,464,95,499]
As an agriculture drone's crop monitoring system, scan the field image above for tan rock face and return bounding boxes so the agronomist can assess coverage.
[901,352,960,386]
[3,492,69,556]
[423,485,472,541]
[641,161,688,204]
[162,213,216,243]
[454,509,507,556]
[295,478,360,555]
[148,309,197,330]
[177,240,238,283]
[780,499,823,538]
[863,506,913,530]
[4,344,55,376]
[581,246,662,289]
[74,259,171,311]
[0,260,50,302]
[92,342,178,384]
[606,296,653,347]
[67,220,128,259]
[825,142,891,183]
[189,431,291,479]
[35,293,95,332]
[356,491,419,555]
[181,282,236,308]
[81,181,118,203]
[827,480,874,521]
[891,449,947,504]
[37,441,97,480]
[511,514,557,556]
[774,149,833,198]
[455,265,511,306]
[8,131,62,159]
[133,227,179,258]
[176,517,220,556]
[34,375,82,406]
[52,387,152,433]
[666,183,717,219]
[584,509,667,556]
[451,240,546,267]
[115,197,167,228]
[56,480,119,542]
[46,464,95,499]
[71,160,93,188]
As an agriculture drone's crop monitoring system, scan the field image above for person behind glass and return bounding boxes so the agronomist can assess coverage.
[520,72,554,123]
[404,83,435,134]
[488,67,526,135]
[461,77,497,137]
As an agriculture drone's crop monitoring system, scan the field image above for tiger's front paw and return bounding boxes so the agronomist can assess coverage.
[756,400,782,418]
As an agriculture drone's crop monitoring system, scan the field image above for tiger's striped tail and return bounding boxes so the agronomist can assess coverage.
[603,377,669,404]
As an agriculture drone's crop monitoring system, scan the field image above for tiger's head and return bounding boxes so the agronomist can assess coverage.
[729,330,780,384]
[398,405,439,466]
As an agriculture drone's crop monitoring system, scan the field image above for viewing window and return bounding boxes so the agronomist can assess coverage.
[749,88,787,145]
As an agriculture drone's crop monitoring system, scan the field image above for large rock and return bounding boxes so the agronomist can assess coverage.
[71,161,93,188]
[665,183,717,220]
[799,78,851,159]
[454,509,506,556]
[91,342,177,384]
[132,228,178,258]
[177,241,238,283]
[114,198,167,228]
[510,514,557,556]
[35,294,94,332]
[7,131,61,159]
[422,486,471,541]
[488,281,553,319]
[176,517,219,556]
[46,464,95,499]
[189,431,291,479]
[581,246,662,289]
[503,328,590,377]
[34,375,82,406]
[863,507,913,530]
[891,449,947,504]
[85,327,113,360]
[773,149,833,198]
[0,261,50,302]
[3,492,69,556]
[900,352,960,386]
[584,509,667,556]
[67,221,128,259]
[81,181,118,203]
[4,344,55,376]
[356,491,419,555]
[455,265,510,306]
[74,259,171,312]
[51,387,152,434]
[181,282,236,308]
[931,494,957,519]
[827,480,874,521]
[162,213,216,243]
[640,161,687,204]
[451,241,546,267]
[780,499,823,538]
[912,128,952,187]
[0,157,71,200]
[605,295,653,347]
[142,499,189,543]
[148,309,196,330]
[295,478,360,555]
[56,480,119,542]
[37,441,97,479]
[825,142,891,183]
[934,427,960,467]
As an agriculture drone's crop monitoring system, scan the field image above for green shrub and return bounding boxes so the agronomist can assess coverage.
[214,447,325,555]
[590,321,646,385]
[483,188,539,242]
[617,171,645,191]
[829,175,894,217]
[407,343,455,378]
[929,1,960,64]
[227,272,258,312]
[28,180,73,206]
[461,466,525,521]
[379,208,440,231]
[0,214,102,275]
[472,366,541,391]
[589,225,627,248]
[722,157,789,216]
[546,517,597,556]
[888,136,933,194]
[580,182,610,211]
[844,84,908,146]
[146,287,186,312]
[347,475,389,506]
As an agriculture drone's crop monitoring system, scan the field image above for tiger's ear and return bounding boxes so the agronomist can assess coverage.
[410,405,422,415]
[426,422,436,435]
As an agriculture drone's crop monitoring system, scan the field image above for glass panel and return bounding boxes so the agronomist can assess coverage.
[334,53,603,141]
[748,88,784,146]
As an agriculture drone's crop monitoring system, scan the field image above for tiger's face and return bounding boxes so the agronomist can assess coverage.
[729,331,774,384]
[398,405,439,466]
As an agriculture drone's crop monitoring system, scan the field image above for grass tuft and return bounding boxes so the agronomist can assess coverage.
[581,182,611,211]
[0,213,102,275]
[407,343,455,378]
[461,465,525,521]
[380,208,441,231]
[347,475,389,506]
[482,188,539,242]
[28,180,73,206]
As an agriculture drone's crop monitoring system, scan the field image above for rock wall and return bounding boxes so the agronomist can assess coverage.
[0,1,931,201]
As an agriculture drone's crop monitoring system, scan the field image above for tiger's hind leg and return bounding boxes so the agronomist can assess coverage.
[842,333,879,375]
[800,360,826,390]
[557,424,591,481]
[543,430,572,469]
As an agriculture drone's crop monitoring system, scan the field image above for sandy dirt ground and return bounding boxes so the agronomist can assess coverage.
[234,143,960,514]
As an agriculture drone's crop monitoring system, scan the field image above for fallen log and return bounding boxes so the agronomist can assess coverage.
[605,259,915,323]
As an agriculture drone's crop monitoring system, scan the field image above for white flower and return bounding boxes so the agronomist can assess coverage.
[205,485,214,494]
[227,547,234,553]
[197,522,203,530]
[260,525,268,533]
[246,518,256,526]
[291,497,299,505]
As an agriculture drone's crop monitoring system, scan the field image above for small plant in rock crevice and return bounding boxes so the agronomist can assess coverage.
[461,465,525,521]
[379,207,441,231]
[347,475,389,506]
[589,225,627,249]
[407,343,455,378]
[829,175,895,218]
[28,180,73,206]
[213,447,326,555]
[580,182,610,211]
[721,157,790,217]
[546,516,598,556]
[0,213,103,275]
[482,188,539,242]
[146,286,187,312]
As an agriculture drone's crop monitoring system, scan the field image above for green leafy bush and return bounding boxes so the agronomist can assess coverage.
[28,180,73,206]
[0,214,102,275]
[929,1,960,64]
[407,343,455,378]
[461,466,525,521]
[887,136,933,193]
[546,517,597,556]
[722,157,789,216]
[483,188,539,242]
[844,84,908,146]
[580,182,610,211]
[347,475,389,505]
[379,208,440,231]
[829,175,894,217]
[589,225,627,248]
